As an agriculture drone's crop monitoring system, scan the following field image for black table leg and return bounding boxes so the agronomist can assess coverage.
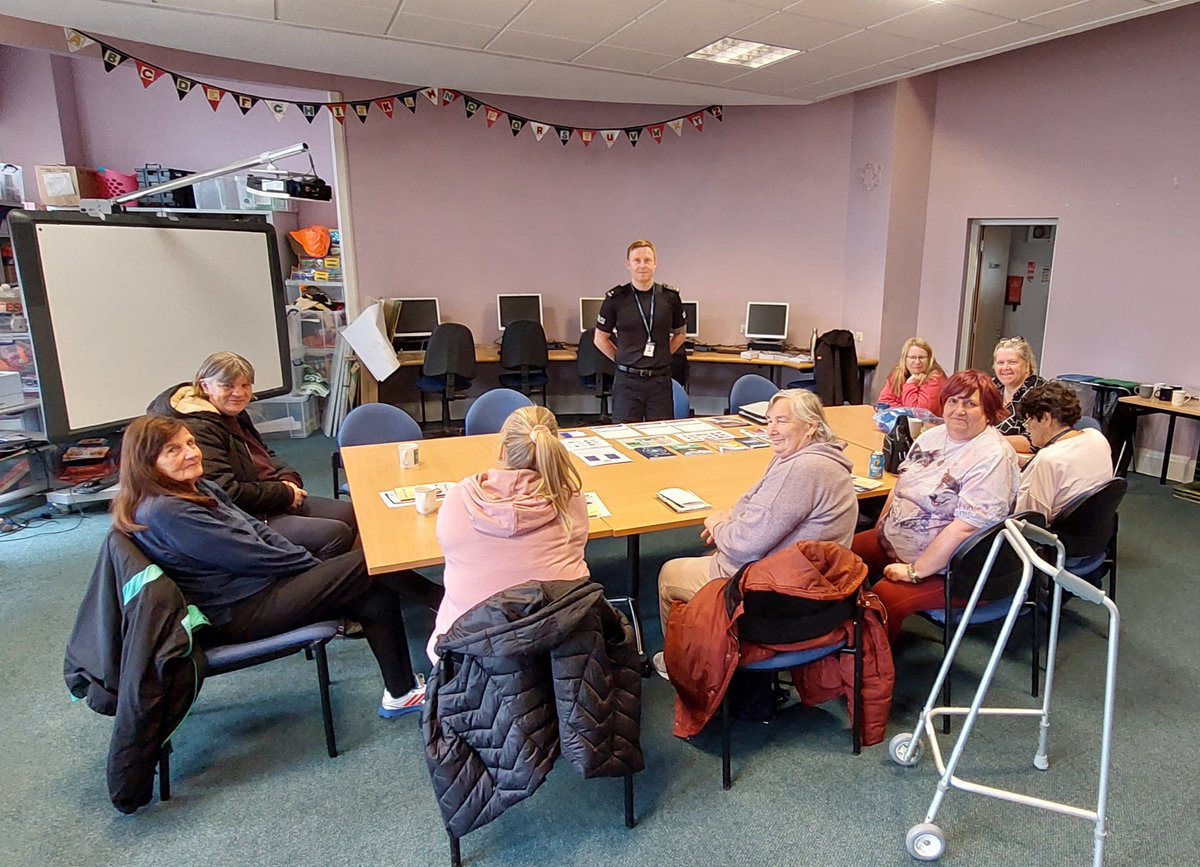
[1161,413,1177,485]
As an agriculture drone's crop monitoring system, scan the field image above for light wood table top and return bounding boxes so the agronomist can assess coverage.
[688,351,878,372]
[824,404,886,451]
[1118,394,1200,419]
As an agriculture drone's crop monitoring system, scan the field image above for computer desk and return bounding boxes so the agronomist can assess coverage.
[1117,394,1200,484]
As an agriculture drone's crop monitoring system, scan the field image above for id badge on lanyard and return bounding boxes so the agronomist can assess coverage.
[634,289,656,359]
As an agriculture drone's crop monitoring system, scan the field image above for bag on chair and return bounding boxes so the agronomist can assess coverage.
[882,420,913,474]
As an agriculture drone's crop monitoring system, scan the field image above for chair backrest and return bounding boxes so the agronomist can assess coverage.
[946,511,1046,600]
[500,319,549,369]
[729,373,777,412]
[1073,416,1103,432]
[738,592,857,645]
[464,388,534,436]
[337,403,422,447]
[423,323,477,379]
[1048,477,1127,560]
[672,379,690,419]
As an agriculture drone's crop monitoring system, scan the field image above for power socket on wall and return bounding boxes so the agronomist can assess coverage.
[854,331,863,342]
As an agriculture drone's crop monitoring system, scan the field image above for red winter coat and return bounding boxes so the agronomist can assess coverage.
[665,540,894,745]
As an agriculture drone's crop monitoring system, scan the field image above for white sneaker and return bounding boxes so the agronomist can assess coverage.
[379,673,426,719]
[652,652,669,681]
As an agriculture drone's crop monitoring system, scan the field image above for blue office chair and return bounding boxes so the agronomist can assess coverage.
[672,379,690,419]
[728,373,777,414]
[1074,416,1103,432]
[464,388,534,436]
[332,403,422,498]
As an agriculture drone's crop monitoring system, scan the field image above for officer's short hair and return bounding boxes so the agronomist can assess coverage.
[627,239,656,259]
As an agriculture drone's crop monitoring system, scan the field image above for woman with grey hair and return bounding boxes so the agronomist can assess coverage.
[149,351,359,560]
[655,389,858,661]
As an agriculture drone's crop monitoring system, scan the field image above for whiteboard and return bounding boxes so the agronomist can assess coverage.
[9,211,290,441]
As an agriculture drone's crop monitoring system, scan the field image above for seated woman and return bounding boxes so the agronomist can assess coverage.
[112,416,427,718]
[876,337,947,413]
[657,389,858,638]
[429,405,589,662]
[852,370,1020,643]
[1015,382,1113,521]
[150,352,356,559]
[992,337,1047,451]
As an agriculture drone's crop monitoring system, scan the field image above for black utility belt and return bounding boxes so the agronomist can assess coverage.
[617,364,670,378]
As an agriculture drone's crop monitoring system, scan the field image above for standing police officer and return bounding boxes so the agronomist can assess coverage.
[593,240,686,422]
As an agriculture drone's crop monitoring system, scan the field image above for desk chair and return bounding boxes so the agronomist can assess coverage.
[1048,477,1126,601]
[728,373,777,414]
[672,379,690,419]
[498,319,549,405]
[331,403,422,498]
[464,388,533,436]
[577,328,616,421]
[417,323,477,433]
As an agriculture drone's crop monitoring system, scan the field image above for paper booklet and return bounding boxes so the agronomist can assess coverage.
[584,491,611,518]
[737,401,770,423]
[852,475,884,493]
[589,424,640,439]
[633,445,676,460]
[657,488,712,513]
[379,481,455,507]
[709,415,751,428]
[571,447,632,466]
[670,443,713,457]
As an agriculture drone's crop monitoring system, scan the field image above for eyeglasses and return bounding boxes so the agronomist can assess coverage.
[997,336,1025,345]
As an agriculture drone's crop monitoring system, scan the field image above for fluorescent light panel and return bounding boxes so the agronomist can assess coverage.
[687,38,800,69]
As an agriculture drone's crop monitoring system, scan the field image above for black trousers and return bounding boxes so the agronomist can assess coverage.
[613,371,673,423]
[209,551,417,696]
[265,495,358,561]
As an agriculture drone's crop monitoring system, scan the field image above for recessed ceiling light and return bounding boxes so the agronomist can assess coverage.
[687,38,800,70]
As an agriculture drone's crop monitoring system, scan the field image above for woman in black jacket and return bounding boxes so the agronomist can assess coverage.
[149,351,356,558]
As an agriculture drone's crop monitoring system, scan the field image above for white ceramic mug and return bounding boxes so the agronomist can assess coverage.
[1137,383,1154,399]
[906,417,924,439]
[1171,391,1193,408]
[398,442,419,469]
[414,484,439,516]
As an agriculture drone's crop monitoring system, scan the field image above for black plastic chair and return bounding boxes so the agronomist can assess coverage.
[417,323,476,433]
[577,328,616,421]
[1048,477,1126,601]
[498,319,549,405]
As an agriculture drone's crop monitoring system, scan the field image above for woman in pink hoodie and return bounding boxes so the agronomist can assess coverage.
[876,337,947,414]
[429,405,590,661]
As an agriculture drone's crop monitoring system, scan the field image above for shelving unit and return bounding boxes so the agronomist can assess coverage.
[0,204,47,444]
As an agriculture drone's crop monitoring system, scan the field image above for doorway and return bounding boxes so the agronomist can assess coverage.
[957,220,1057,372]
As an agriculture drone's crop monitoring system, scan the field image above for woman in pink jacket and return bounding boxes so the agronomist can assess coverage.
[876,337,947,414]
[428,404,590,661]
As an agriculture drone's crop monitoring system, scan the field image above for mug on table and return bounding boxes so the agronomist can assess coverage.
[414,484,439,516]
[398,442,420,469]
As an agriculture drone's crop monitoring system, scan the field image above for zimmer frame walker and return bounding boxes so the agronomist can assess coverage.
[888,518,1120,866]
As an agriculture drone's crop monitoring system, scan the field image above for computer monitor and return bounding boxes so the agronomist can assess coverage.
[393,297,440,337]
[579,297,604,333]
[681,301,700,338]
[744,302,789,341]
[497,294,543,331]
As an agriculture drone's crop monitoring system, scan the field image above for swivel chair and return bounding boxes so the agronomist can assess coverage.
[464,388,533,436]
[417,323,477,434]
[577,328,616,421]
[728,373,777,415]
[498,319,549,406]
[331,403,422,498]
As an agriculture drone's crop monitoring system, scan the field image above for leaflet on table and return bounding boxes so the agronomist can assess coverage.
[708,415,750,428]
[733,436,770,449]
[671,419,719,433]
[670,443,713,457]
[633,445,676,460]
[379,481,454,508]
[584,491,611,518]
[589,424,640,439]
[561,436,612,452]
[715,440,748,453]
[622,435,678,448]
[571,447,632,466]
[852,476,884,493]
[657,487,711,512]
[559,430,593,439]
[674,430,734,443]
[738,401,770,423]
[633,421,684,435]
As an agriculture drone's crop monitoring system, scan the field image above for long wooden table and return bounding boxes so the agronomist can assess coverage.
[1118,394,1200,484]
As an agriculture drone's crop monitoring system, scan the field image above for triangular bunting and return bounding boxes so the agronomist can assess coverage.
[328,103,348,125]
[624,127,643,147]
[531,122,550,142]
[421,87,439,105]
[265,100,289,122]
[601,130,620,149]
[172,74,195,101]
[707,105,724,122]
[64,28,94,53]
[297,102,320,124]
[440,89,461,107]
[484,107,501,129]
[375,97,395,119]
[509,116,527,137]
[234,94,259,115]
[668,119,684,136]
[687,111,704,132]
[134,61,162,89]
[648,124,664,144]
[351,101,371,123]
[464,98,481,119]
[204,85,225,112]
[577,129,596,148]
[100,44,128,73]
[399,91,419,113]
[555,126,573,146]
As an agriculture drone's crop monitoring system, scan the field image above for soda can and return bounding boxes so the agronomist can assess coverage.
[868,450,885,480]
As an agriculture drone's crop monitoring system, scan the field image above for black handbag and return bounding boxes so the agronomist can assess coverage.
[883,419,914,474]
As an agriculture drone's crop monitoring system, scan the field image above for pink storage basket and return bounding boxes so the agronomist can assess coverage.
[96,169,139,199]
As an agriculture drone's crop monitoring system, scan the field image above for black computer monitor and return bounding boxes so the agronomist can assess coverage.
[497,294,543,331]
[393,297,440,337]
[681,301,700,338]
[744,302,789,341]
[579,297,604,333]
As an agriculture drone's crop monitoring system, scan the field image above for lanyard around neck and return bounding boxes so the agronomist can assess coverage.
[632,286,655,340]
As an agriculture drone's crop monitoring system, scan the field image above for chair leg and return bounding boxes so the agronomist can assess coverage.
[315,642,338,758]
[624,773,635,828]
[419,393,427,425]
[721,693,733,790]
[331,451,342,500]
[449,832,461,867]
[158,741,172,802]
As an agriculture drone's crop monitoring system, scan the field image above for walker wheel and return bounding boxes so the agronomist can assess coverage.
[906,823,945,861]
[889,732,923,767]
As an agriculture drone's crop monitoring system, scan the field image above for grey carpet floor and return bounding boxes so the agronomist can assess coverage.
[1,430,1196,866]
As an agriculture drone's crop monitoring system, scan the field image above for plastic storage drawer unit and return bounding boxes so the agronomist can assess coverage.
[246,393,320,439]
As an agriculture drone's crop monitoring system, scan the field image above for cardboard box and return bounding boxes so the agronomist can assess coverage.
[35,165,101,206]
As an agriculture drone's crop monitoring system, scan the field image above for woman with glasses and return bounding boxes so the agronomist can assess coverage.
[992,336,1046,448]
[876,337,947,413]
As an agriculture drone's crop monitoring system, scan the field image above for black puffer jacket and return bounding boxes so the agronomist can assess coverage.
[423,579,644,839]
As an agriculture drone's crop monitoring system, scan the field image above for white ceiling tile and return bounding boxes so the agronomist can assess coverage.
[889,43,972,70]
[716,69,809,95]
[945,19,1056,52]
[277,0,395,33]
[387,12,502,49]
[159,0,275,17]
[509,0,643,43]
[943,0,1079,18]
[737,0,799,9]
[604,22,719,55]
[786,0,931,29]
[654,57,752,84]
[871,4,1014,42]
[817,28,936,63]
[761,49,863,80]
[1026,0,1158,30]
[815,63,908,93]
[638,0,776,33]
[486,29,595,62]
[733,12,860,50]
[399,0,529,28]
[573,44,678,74]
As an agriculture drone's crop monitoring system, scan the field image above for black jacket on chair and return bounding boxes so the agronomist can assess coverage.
[423,579,644,839]
[814,329,862,406]
[64,531,208,813]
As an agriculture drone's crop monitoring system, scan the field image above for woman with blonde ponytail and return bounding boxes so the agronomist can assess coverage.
[429,405,590,661]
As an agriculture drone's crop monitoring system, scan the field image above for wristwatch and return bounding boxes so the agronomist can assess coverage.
[906,563,919,583]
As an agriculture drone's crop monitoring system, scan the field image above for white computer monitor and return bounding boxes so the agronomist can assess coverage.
[579,297,604,333]
[497,294,543,331]
[681,300,700,338]
[394,297,441,337]
[744,302,789,341]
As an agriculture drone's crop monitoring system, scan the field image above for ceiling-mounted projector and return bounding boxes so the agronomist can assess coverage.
[246,173,332,202]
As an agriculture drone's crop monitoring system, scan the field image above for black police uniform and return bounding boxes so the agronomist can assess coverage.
[595,282,684,422]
